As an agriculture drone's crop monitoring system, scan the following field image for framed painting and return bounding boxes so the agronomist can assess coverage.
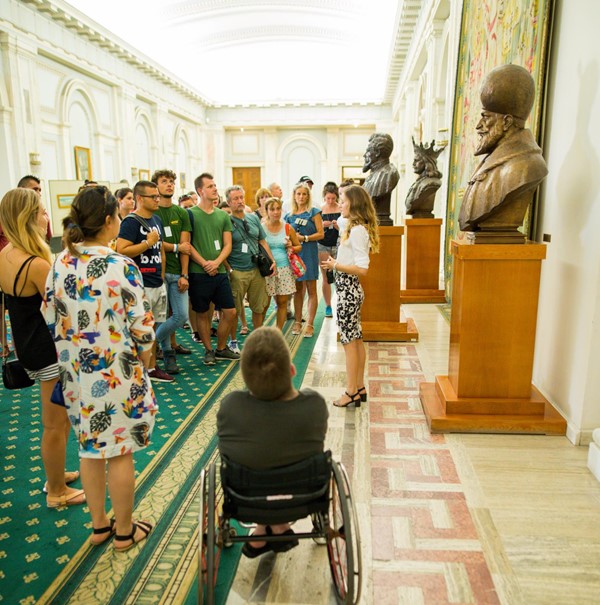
[179,172,186,189]
[57,194,75,209]
[138,169,150,181]
[74,146,92,181]
[444,0,554,299]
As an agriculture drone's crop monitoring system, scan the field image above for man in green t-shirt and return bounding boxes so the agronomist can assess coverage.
[188,172,239,365]
[152,169,192,374]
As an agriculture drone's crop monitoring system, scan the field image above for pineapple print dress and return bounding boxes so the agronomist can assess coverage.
[43,245,158,458]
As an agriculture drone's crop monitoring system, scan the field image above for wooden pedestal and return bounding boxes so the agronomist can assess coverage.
[361,226,418,342]
[400,218,446,303]
[420,239,566,434]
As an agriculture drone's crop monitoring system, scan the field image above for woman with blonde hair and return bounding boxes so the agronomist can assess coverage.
[44,186,156,549]
[285,183,324,337]
[262,197,302,329]
[0,188,84,507]
[254,187,272,219]
[321,185,379,407]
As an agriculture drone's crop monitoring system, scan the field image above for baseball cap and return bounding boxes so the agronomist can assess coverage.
[298,176,314,184]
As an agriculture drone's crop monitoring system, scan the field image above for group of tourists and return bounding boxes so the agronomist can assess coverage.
[0,170,378,555]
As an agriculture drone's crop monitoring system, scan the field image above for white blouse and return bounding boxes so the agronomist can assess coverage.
[336,224,370,270]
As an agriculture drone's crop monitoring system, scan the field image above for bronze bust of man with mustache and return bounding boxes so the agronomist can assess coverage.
[458,64,548,243]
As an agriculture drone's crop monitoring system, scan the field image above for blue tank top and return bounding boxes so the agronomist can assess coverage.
[264,223,290,268]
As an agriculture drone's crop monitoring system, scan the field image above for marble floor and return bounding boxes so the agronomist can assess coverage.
[226,304,600,605]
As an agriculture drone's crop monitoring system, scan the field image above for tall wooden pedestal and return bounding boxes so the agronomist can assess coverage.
[361,226,418,342]
[419,240,566,434]
[400,218,446,303]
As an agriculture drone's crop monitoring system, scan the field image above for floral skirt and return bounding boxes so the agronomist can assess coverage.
[265,265,297,297]
[335,272,364,345]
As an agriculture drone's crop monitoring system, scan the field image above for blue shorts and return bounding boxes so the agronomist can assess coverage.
[189,273,235,314]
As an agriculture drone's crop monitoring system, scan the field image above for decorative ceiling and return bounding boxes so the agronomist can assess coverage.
[63,0,404,106]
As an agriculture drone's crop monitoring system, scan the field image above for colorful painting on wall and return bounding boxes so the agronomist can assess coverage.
[444,0,554,298]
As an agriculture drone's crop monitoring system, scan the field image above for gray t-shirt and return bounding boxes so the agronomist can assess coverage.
[217,388,328,469]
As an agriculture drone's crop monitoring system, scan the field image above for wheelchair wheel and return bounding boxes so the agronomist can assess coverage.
[198,463,221,605]
[327,461,362,605]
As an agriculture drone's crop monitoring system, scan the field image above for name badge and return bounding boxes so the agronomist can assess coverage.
[164,226,173,237]
[241,243,249,254]
[214,240,221,251]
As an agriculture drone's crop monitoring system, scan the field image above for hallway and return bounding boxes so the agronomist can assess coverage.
[228,304,600,604]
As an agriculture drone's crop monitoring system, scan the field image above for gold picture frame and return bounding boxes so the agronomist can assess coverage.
[138,169,150,181]
[57,194,76,209]
[74,146,92,181]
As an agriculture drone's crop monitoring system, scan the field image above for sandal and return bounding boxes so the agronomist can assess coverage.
[113,520,153,552]
[43,470,80,494]
[291,321,302,335]
[90,518,116,546]
[239,326,250,335]
[333,391,361,408]
[241,527,299,559]
[46,488,86,508]
[357,386,368,403]
[303,324,314,338]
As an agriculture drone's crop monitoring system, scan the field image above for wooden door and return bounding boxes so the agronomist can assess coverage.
[231,167,261,209]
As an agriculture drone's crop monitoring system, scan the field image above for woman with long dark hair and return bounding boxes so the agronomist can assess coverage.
[44,186,156,549]
[321,185,379,407]
[0,188,84,507]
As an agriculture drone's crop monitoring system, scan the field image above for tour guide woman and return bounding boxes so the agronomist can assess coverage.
[321,185,379,407]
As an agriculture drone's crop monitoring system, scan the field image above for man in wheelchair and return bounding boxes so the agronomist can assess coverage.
[216,326,328,558]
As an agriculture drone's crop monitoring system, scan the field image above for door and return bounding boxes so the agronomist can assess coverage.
[231,167,262,209]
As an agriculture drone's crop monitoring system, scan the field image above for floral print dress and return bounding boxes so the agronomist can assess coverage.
[43,245,158,458]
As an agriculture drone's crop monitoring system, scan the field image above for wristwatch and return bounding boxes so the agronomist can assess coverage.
[304,235,308,243]
[180,274,189,280]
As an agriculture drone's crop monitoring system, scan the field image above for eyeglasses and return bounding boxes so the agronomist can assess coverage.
[139,194,160,201]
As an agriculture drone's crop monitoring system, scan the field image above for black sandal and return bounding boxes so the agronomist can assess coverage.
[357,386,367,403]
[113,520,153,552]
[333,391,361,408]
[90,518,116,546]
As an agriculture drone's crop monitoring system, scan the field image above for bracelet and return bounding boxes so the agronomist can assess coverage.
[174,244,178,254]
[180,274,189,280]
[144,240,149,249]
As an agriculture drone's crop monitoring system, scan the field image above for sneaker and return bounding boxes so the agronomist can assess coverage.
[215,347,240,361]
[286,311,294,320]
[164,351,180,375]
[203,349,216,366]
[325,305,333,318]
[156,348,164,360]
[228,339,241,355]
[210,326,218,337]
[148,368,175,383]
[173,343,192,355]
[192,331,201,343]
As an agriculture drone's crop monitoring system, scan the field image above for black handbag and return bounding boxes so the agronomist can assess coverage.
[252,244,275,277]
[1,293,34,389]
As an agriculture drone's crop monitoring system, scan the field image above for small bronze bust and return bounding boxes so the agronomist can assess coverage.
[362,132,400,226]
[405,137,443,219]
[458,64,548,243]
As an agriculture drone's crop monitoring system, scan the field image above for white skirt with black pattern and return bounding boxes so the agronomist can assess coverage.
[335,272,364,345]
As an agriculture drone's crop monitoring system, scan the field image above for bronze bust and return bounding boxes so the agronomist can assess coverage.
[362,132,399,226]
[458,64,548,243]
[405,137,443,219]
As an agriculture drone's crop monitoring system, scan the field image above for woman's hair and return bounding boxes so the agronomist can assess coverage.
[62,186,118,257]
[291,183,312,213]
[254,187,272,208]
[241,327,293,400]
[340,185,380,254]
[322,181,338,199]
[114,187,133,200]
[264,197,282,215]
[0,188,51,263]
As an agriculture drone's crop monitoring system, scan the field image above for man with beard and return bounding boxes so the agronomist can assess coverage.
[152,170,193,374]
[458,64,548,242]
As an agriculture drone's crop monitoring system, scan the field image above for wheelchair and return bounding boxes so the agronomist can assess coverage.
[197,450,362,604]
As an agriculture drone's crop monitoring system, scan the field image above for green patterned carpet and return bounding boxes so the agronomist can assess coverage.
[0,302,326,604]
